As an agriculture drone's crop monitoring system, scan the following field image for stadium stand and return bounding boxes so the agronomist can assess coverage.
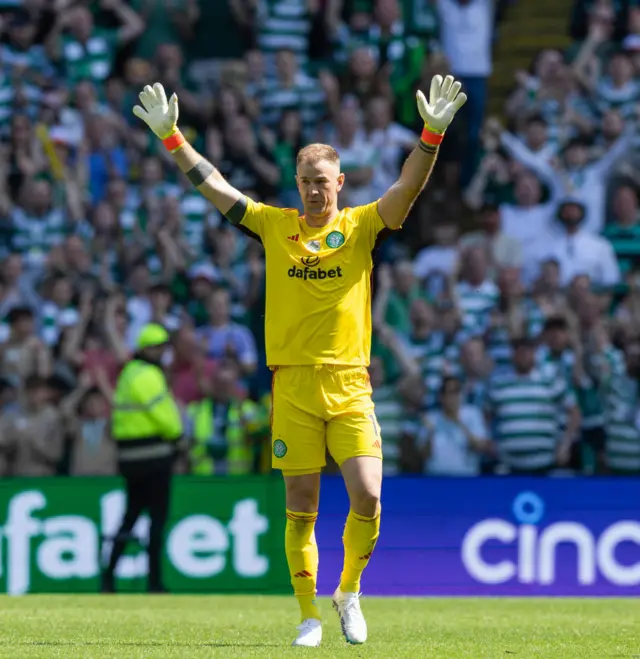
[0,0,638,478]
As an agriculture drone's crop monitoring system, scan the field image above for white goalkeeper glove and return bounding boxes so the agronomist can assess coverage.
[416,74,467,134]
[132,82,179,140]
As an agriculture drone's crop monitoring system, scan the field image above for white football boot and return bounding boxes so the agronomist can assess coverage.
[332,588,367,644]
[291,618,322,647]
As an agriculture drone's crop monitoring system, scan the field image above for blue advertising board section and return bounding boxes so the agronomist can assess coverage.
[314,477,640,596]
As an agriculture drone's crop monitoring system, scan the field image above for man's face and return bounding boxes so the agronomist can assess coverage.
[26,384,49,408]
[625,342,640,376]
[3,254,22,282]
[515,173,541,206]
[296,159,344,220]
[513,345,535,373]
[276,50,297,80]
[409,299,434,331]
[602,111,624,139]
[150,290,171,312]
[213,363,239,400]
[141,158,162,185]
[11,23,36,49]
[27,180,51,214]
[525,121,547,150]
[610,54,633,83]
[565,144,588,169]
[465,247,487,282]
[367,97,391,129]
[613,186,638,222]
[71,7,93,41]
[350,48,377,78]
[546,327,568,353]
[481,208,500,233]
[374,0,400,27]
[440,380,462,415]
[394,261,414,295]
[82,391,108,419]
[208,290,230,323]
[460,340,485,376]
[559,203,584,229]
[12,314,34,339]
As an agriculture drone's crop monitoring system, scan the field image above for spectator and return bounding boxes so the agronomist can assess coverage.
[257,48,326,139]
[369,355,407,476]
[46,1,144,85]
[62,369,116,476]
[185,359,253,475]
[603,184,640,277]
[420,376,494,476]
[459,203,523,277]
[170,322,217,406]
[198,287,258,377]
[218,115,281,201]
[437,0,494,184]
[529,199,621,288]
[487,336,580,474]
[0,374,63,476]
[604,338,640,474]
[326,102,377,207]
[456,245,499,335]
[0,306,51,381]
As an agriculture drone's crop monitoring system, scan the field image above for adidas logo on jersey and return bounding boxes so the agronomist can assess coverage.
[287,234,299,242]
[288,265,343,281]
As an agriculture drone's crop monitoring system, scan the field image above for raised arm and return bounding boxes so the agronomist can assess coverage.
[377,75,466,230]
[133,83,248,225]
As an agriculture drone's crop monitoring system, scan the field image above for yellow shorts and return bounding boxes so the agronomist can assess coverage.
[271,365,382,475]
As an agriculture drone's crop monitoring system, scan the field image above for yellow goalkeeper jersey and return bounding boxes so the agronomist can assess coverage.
[239,198,392,367]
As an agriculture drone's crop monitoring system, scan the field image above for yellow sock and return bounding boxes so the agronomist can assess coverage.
[339,508,380,593]
[285,510,321,622]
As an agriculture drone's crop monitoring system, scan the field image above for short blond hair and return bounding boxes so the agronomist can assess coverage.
[296,143,340,167]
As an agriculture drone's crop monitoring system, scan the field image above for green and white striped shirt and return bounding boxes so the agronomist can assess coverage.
[180,190,214,258]
[61,29,119,83]
[372,384,404,475]
[39,302,80,346]
[456,280,499,335]
[256,74,326,139]
[488,368,576,471]
[10,206,70,270]
[605,370,640,473]
[257,0,312,76]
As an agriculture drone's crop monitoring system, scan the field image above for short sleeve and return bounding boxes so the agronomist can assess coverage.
[352,201,391,251]
[239,197,269,241]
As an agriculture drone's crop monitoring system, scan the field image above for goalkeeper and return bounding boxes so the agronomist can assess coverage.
[133,76,466,648]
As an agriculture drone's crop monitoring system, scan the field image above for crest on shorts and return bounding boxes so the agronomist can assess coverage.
[326,231,345,249]
[273,439,287,458]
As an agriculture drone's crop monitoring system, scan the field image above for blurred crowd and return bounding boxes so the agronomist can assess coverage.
[0,0,639,479]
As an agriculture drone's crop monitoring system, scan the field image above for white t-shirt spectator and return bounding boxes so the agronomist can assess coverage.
[437,0,493,77]
[423,405,489,476]
[528,228,621,287]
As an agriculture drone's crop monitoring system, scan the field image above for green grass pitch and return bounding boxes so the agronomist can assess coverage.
[0,596,638,658]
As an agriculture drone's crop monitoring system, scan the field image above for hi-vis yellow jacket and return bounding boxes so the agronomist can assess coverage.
[111,359,183,462]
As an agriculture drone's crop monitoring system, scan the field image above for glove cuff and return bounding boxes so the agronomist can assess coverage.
[162,130,185,153]
[421,125,444,146]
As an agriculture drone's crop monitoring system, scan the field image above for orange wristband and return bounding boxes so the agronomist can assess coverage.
[420,126,444,146]
[163,130,185,153]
